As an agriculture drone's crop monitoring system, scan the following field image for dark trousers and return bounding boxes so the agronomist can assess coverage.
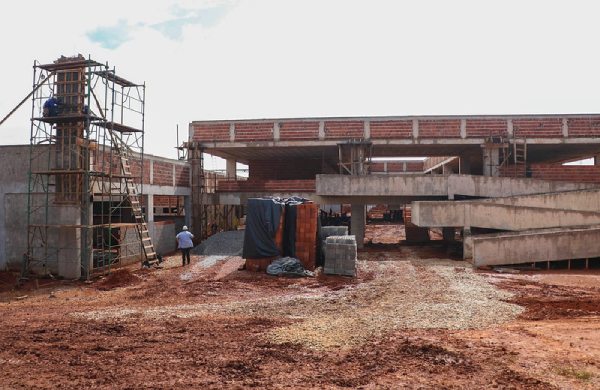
[181,248,191,265]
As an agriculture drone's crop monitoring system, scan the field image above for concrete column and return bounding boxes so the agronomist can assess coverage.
[462,227,472,260]
[146,194,154,223]
[412,119,419,139]
[273,122,280,141]
[364,120,370,139]
[184,195,192,228]
[229,123,235,142]
[351,204,365,249]
[226,159,237,180]
[55,205,81,279]
[318,121,325,140]
[460,119,466,139]
[562,118,569,138]
[482,147,500,176]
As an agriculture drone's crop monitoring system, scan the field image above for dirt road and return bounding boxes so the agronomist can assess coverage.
[0,246,598,389]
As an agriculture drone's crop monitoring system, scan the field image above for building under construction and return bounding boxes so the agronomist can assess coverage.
[0,56,191,279]
[186,115,600,269]
[3,55,600,278]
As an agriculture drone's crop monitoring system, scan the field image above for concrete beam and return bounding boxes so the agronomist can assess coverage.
[481,188,600,212]
[412,201,600,231]
[316,174,595,199]
[316,174,449,197]
[471,226,600,267]
[447,175,596,198]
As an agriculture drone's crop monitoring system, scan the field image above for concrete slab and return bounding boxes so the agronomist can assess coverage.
[471,226,600,267]
[411,201,600,231]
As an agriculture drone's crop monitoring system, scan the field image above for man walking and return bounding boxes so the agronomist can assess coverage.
[176,225,194,266]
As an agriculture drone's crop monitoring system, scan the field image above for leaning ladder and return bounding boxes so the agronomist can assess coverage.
[109,131,158,265]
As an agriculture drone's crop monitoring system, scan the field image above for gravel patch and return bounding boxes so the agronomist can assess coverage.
[180,256,228,281]
[73,257,524,350]
[192,231,245,256]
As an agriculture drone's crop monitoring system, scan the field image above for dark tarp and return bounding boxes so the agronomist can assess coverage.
[266,257,314,277]
[243,197,310,259]
[242,198,285,259]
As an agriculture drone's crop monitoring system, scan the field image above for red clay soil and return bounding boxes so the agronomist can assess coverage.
[95,269,143,291]
[0,254,598,389]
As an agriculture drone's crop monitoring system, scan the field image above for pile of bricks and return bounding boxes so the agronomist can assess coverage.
[324,235,357,277]
[294,203,318,271]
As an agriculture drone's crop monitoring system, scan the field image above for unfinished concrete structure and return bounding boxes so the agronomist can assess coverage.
[0,56,191,279]
[187,114,600,268]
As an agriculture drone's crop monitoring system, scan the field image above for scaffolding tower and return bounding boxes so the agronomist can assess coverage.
[25,55,157,280]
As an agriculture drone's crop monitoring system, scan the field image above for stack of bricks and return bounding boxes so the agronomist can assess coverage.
[324,235,357,277]
[294,203,319,271]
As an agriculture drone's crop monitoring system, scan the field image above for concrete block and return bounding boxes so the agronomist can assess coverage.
[324,235,357,277]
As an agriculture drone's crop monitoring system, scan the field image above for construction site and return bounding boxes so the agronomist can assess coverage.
[0,55,599,389]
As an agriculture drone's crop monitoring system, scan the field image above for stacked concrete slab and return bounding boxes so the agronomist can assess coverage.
[319,226,348,257]
[324,235,357,276]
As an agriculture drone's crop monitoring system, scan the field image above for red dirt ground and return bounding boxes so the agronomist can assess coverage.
[0,248,599,389]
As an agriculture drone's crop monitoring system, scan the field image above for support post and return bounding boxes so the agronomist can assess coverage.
[226,159,237,180]
[351,204,365,249]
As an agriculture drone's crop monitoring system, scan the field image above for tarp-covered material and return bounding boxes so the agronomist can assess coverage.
[282,196,308,257]
[266,257,314,277]
[242,198,285,259]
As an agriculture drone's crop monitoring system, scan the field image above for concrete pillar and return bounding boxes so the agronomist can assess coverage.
[226,159,237,180]
[351,204,365,249]
[146,194,154,223]
[55,205,81,279]
[482,147,500,177]
[462,227,472,260]
[184,195,192,228]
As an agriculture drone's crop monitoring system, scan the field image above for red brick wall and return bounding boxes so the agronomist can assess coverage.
[370,120,412,139]
[129,159,151,184]
[217,179,316,192]
[530,163,600,183]
[152,161,174,186]
[513,118,562,138]
[174,165,190,187]
[324,121,364,139]
[566,118,600,137]
[501,163,600,183]
[234,122,274,142]
[279,121,320,140]
[418,119,461,138]
[153,195,183,207]
[466,119,507,137]
[192,123,230,142]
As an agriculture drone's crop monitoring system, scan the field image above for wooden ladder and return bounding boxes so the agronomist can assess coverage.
[111,133,158,266]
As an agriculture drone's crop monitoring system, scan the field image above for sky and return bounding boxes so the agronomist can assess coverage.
[1,0,600,168]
